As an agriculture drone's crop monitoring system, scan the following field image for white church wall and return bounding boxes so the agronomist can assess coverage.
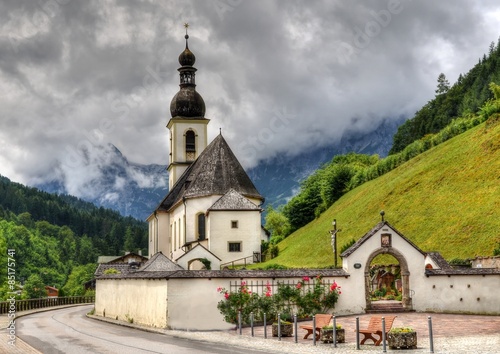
[184,196,220,243]
[169,204,185,259]
[147,212,170,258]
[95,278,168,328]
[247,197,263,208]
[176,245,221,270]
[157,212,170,257]
[169,121,208,165]
[209,210,262,266]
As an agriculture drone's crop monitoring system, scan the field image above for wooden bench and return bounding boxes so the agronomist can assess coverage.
[357,315,397,346]
[300,314,333,340]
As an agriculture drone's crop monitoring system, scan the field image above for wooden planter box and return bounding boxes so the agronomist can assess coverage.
[387,331,417,349]
[321,328,345,343]
[272,323,293,337]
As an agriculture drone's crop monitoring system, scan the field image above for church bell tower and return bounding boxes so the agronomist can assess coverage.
[167,24,210,189]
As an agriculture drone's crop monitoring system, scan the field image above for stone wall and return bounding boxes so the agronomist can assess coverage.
[472,256,500,269]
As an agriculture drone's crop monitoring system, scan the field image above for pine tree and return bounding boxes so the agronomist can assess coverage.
[436,73,450,95]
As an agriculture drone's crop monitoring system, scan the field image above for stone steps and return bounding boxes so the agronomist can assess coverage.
[366,301,413,313]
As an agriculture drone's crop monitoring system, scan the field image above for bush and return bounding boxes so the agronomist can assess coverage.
[269,243,280,258]
[261,263,288,270]
[448,258,472,267]
[493,240,500,256]
[216,277,342,324]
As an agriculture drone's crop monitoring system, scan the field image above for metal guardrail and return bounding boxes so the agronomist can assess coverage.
[220,252,261,270]
[0,296,95,315]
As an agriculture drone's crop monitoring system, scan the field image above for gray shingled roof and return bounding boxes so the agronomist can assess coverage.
[425,268,500,276]
[340,221,426,258]
[426,252,452,270]
[156,134,263,212]
[97,268,350,280]
[95,263,141,276]
[139,252,184,271]
[209,188,262,211]
[175,243,221,262]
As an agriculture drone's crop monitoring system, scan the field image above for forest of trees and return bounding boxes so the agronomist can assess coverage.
[0,175,148,300]
[390,38,500,154]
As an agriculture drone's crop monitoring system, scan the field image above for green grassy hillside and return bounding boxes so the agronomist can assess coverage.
[269,118,500,268]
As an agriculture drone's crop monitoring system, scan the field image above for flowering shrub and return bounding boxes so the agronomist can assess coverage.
[217,282,257,324]
[295,276,341,316]
[216,277,342,325]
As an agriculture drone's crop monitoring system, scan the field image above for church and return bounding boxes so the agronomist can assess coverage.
[147,29,267,270]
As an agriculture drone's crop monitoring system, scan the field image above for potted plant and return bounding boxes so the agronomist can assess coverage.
[272,312,293,337]
[320,323,345,343]
[387,327,417,349]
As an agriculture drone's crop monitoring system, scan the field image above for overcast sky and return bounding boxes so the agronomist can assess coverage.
[1,0,499,195]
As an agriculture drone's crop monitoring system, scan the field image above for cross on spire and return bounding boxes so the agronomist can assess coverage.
[184,23,190,47]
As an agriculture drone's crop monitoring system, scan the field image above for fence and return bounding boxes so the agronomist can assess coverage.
[228,278,337,295]
[223,278,340,324]
[0,296,95,315]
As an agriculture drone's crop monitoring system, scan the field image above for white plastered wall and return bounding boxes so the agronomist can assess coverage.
[176,245,221,270]
[342,224,428,312]
[166,276,350,330]
[168,120,208,164]
[417,274,500,314]
[167,120,209,189]
[208,210,262,266]
[184,196,220,243]
[95,278,168,328]
[167,278,235,330]
[147,211,170,258]
[95,270,500,332]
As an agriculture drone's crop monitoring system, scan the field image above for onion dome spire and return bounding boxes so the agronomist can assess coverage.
[170,23,206,118]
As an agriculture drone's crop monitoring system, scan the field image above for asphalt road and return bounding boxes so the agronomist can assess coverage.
[17,305,268,354]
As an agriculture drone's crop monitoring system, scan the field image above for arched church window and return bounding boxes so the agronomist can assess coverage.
[197,213,206,240]
[186,130,195,152]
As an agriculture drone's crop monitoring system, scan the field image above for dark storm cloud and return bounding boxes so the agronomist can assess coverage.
[0,0,499,196]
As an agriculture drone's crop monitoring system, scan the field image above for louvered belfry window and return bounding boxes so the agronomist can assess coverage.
[186,130,196,152]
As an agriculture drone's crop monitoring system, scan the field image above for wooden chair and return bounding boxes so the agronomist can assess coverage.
[300,314,333,340]
[358,315,397,346]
